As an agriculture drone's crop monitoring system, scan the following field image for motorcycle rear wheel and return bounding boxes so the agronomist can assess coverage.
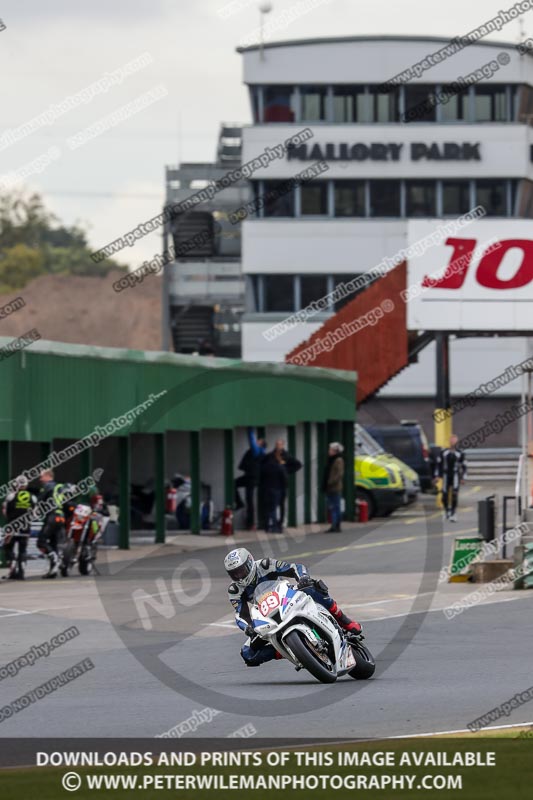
[348,643,376,680]
[284,630,337,684]
[60,541,76,578]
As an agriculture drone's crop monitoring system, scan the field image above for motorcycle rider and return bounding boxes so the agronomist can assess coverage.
[2,476,37,580]
[37,469,66,578]
[224,547,362,667]
[434,434,467,522]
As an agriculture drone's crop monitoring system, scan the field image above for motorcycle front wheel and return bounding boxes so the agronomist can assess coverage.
[348,643,376,680]
[78,547,92,576]
[284,630,337,684]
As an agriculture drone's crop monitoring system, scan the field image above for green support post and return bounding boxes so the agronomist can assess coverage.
[190,431,201,534]
[41,441,51,465]
[155,433,166,544]
[287,425,297,528]
[316,423,327,523]
[342,420,355,522]
[303,422,312,525]
[118,437,130,550]
[0,440,11,495]
[224,429,235,510]
[0,441,11,567]
[80,447,93,479]
[327,420,341,444]
[80,447,93,503]
[257,425,266,439]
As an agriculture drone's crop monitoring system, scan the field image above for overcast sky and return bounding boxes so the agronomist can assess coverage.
[1,0,530,268]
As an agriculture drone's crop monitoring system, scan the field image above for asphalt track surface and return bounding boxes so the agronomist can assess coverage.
[0,482,532,740]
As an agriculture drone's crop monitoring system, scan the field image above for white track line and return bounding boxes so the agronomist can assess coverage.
[0,607,35,618]
[388,721,533,738]
[343,591,437,610]
[206,591,530,630]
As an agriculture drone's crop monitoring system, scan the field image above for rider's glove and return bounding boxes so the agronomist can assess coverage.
[314,578,329,596]
[297,575,314,590]
[244,624,255,639]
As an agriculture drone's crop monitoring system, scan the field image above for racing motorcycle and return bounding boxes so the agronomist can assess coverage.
[60,503,108,577]
[249,579,375,683]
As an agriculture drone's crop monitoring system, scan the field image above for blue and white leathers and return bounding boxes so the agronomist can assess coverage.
[227,557,308,632]
[227,558,340,667]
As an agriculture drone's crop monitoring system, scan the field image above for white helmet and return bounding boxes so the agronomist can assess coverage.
[14,475,28,490]
[224,547,257,587]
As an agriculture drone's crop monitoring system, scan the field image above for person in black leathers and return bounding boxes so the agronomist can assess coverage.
[273,438,301,530]
[235,428,267,530]
[260,450,286,533]
[37,469,66,578]
[2,476,37,580]
[260,439,302,533]
[434,434,467,522]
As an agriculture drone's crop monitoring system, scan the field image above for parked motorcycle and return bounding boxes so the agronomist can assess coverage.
[249,579,375,683]
[60,503,108,577]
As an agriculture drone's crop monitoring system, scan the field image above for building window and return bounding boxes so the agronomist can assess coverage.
[515,84,533,123]
[474,86,507,122]
[249,275,261,312]
[476,180,507,216]
[368,85,400,122]
[509,180,518,215]
[264,275,294,312]
[262,85,296,122]
[301,182,328,215]
[251,181,262,216]
[404,85,437,122]
[517,180,533,217]
[250,86,261,123]
[332,85,368,122]
[262,180,295,217]
[333,275,359,310]
[369,180,401,216]
[439,86,468,122]
[334,181,365,216]
[300,85,327,121]
[406,180,436,216]
[299,275,329,309]
[442,181,471,215]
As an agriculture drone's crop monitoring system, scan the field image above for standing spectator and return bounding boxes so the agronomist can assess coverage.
[2,476,37,580]
[235,428,267,530]
[322,443,345,533]
[272,438,302,529]
[37,469,66,578]
[259,438,302,532]
[260,449,287,533]
[434,434,467,522]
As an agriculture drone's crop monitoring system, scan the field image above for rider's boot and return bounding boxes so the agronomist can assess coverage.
[42,552,59,579]
[329,601,363,635]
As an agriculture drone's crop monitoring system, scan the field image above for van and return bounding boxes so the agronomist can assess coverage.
[356,424,420,503]
[354,448,405,519]
[365,421,433,492]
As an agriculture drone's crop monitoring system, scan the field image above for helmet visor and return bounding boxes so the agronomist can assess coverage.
[227,562,251,581]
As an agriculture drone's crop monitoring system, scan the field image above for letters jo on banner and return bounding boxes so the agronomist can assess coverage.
[407,220,533,331]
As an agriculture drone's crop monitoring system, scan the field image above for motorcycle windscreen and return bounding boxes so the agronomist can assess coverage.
[252,579,280,603]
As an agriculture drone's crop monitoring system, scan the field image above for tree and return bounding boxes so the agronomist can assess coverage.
[0,244,43,291]
[0,189,126,291]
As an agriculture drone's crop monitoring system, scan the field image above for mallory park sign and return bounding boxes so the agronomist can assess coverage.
[287,142,481,162]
